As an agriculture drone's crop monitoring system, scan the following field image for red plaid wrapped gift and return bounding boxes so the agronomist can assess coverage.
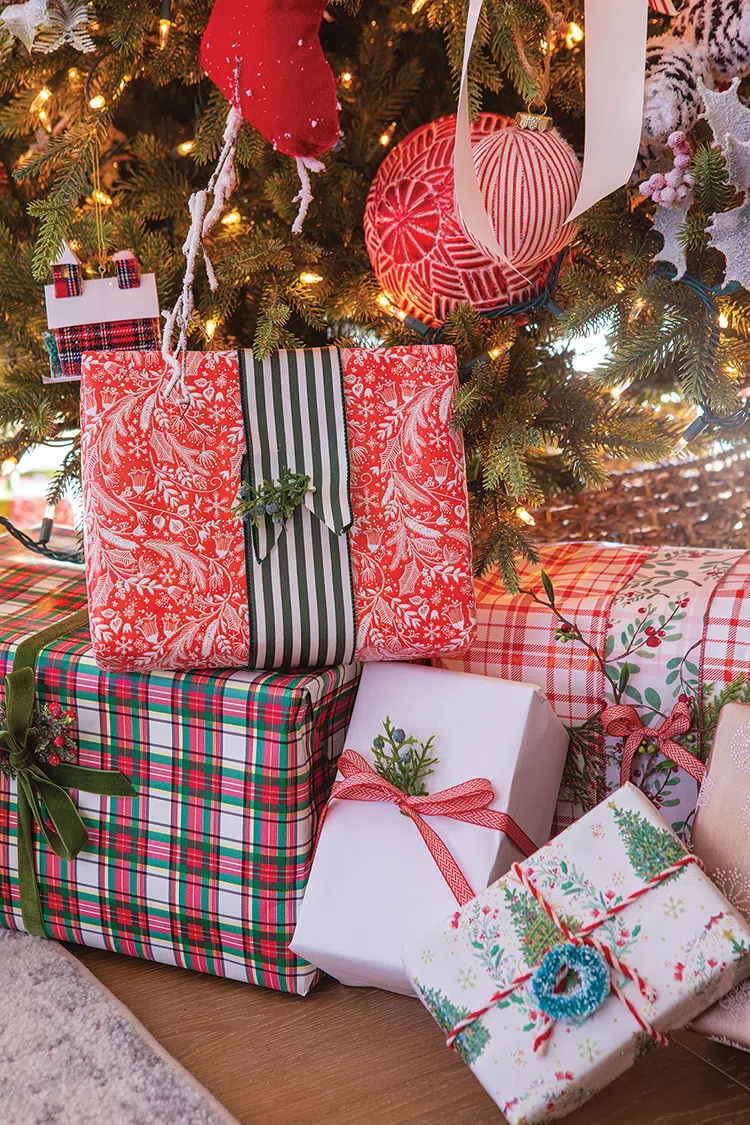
[80,346,476,673]
[437,542,750,839]
[0,539,360,993]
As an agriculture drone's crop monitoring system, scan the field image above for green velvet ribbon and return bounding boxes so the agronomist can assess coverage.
[1,608,137,936]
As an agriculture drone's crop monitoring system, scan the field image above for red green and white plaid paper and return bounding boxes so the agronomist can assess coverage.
[437,542,750,838]
[0,539,359,994]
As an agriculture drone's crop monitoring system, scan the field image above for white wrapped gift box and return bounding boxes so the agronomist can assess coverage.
[291,662,568,994]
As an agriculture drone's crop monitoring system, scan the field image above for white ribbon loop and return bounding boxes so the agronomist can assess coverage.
[454,0,674,267]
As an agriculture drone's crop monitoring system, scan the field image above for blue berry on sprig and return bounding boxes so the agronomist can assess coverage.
[371,717,438,797]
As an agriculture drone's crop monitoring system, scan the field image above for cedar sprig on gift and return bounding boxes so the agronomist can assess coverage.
[234,467,314,528]
[0,700,77,779]
[372,718,438,798]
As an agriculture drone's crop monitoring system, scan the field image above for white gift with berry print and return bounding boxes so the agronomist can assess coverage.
[291,662,568,995]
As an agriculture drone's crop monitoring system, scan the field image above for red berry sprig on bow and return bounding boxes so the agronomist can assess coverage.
[0,699,77,778]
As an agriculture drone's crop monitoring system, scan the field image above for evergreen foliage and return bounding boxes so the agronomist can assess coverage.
[612,805,686,882]
[417,983,491,1064]
[0,0,746,583]
[504,886,565,964]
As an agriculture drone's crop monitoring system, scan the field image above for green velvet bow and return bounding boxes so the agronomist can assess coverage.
[1,608,137,937]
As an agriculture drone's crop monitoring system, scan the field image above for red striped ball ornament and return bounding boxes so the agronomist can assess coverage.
[364,114,556,328]
[468,119,582,270]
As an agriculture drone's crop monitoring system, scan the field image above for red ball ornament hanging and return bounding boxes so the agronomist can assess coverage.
[364,114,556,328]
[467,114,581,271]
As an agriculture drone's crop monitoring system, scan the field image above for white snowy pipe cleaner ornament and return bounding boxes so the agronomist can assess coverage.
[161,98,242,399]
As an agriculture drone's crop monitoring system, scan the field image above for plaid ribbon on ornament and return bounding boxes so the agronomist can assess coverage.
[55,317,160,379]
[0,537,359,994]
[115,257,141,289]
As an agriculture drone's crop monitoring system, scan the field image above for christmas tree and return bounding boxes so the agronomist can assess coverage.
[504,886,565,965]
[613,805,686,882]
[416,983,491,1064]
[0,0,748,584]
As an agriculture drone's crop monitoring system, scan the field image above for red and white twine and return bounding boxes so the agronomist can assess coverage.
[446,852,703,1054]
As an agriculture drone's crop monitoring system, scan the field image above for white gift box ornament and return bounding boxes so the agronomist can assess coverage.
[291,663,568,995]
[403,783,750,1125]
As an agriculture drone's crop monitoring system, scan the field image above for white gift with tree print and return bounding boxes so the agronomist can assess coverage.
[403,784,750,1125]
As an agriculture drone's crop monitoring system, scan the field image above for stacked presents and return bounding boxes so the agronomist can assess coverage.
[3,336,750,1120]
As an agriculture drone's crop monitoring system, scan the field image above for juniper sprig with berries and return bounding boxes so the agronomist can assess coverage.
[371,717,438,798]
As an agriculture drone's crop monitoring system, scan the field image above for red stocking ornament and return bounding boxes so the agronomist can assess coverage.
[200,0,340,160]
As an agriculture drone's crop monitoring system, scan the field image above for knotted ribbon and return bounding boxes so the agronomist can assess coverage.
[601,700,706,788]
[317,749,537,906]
[446,851,702,1055]
[1,609,137,937]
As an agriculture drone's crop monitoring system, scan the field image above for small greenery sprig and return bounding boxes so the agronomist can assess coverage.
[234,466,314,528]
[0,701,77,780]
[372,717,439,798]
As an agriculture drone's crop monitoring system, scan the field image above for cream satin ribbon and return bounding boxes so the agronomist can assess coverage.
[454,0,676,270]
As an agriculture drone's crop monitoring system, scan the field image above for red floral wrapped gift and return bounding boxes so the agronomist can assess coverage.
[80,346,476,672]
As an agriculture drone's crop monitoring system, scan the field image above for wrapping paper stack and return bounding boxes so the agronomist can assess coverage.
[404,783,750,1124]
[437,541,750,837]
[292,662,568,994]
[0,540,358,994]
[692,703,750,1049]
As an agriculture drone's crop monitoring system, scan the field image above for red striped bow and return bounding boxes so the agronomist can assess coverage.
[316,749,537,906]
[601,700,706,788]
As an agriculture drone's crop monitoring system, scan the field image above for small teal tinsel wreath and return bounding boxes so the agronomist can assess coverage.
[532,943,610,1023]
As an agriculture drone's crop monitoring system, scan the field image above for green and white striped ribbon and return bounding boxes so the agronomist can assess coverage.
[238,347,356,669]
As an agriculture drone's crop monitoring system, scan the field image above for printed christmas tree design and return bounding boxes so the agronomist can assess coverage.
[505,886,566,966]
[417,984,491,1064]
[613,806,686,883]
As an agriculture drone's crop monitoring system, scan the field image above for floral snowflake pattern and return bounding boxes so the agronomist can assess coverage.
[578,1037,601,1063]
[663,895,686,920]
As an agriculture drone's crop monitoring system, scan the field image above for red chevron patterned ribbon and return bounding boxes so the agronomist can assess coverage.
[446,852,702,1055]
[316,749,537,906]
[601,700,706,788]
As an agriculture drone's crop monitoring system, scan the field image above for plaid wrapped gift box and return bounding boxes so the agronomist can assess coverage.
[0,540,360,994]
[437,542,750,839]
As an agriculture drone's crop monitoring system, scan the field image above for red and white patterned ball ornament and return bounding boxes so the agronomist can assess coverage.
[468,117,582,270]
[364,113,557,328]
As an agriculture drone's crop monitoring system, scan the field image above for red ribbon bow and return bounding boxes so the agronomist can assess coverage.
[601,700,706,787]
[316,749,537,906]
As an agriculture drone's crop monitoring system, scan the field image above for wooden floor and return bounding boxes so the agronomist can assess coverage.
[74,948,750,1125]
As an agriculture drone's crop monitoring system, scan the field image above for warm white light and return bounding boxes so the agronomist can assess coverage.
[411,0,429,11]
[89,94,106,110]
[178,140,194,155]
[38,87,51,102]
[68,68,79,80]
[516,507,536,526]
[488,347,503,360]
[565,21,584,48]
[221,210,241,226]
[159,17,171,48]
[300,271,323,284]
[377,292,406,320]
[340,71,353,87]
[205,318,218,339]
[719,312,729,329]
[92,188,112,206]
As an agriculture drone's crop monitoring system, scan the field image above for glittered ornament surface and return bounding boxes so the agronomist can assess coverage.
[0,0,48,50]
[709,196,750,288]
[364,114,555,327]
[468,125,581,271]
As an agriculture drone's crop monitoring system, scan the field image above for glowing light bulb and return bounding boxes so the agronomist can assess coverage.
[376,292,407,320]
[411,0,429,11]
[340,71,353,87]
[221,210,241,226]
[178,140,194,155]
[300,271,323,284]
[1,458,17,475]
[671,436,689,456]
[488,347,503,360]
[38,87,51,102]
[565,22,584,48]
[719,312,729,329]
[379,122,397,147]
[89,94,106,110]
[205,319,218,340]
[68,68,79,80]
[159,18,171,48]
[92,188,112,206]
[516,507,536,526]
